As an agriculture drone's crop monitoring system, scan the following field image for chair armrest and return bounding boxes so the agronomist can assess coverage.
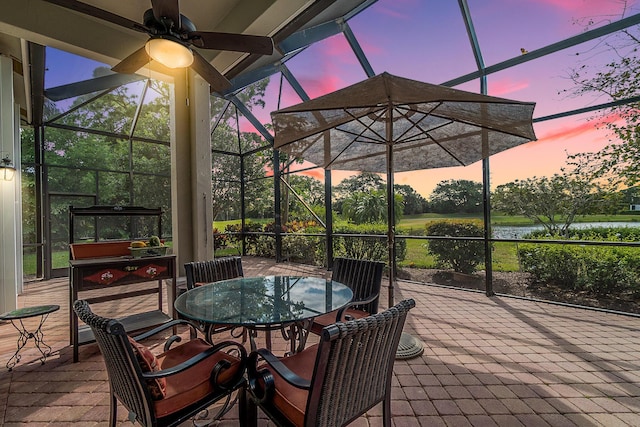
[131,319,200,342]
[247,348,310,404]
[143,340,247,387]
[334,293,378,321]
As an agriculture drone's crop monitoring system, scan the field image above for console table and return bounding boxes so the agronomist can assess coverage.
[69,254,176,362]
[67,205,176,362]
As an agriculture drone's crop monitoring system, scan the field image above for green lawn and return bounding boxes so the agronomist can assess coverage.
[25,213,640,277]
[401,212,640,229]
[396,214,640,272]
[398,238,522,272]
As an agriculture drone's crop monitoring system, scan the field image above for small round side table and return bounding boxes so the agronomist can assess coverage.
[0,305,60,370]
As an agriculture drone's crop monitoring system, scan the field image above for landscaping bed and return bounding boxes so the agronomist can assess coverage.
[403,267,640,315]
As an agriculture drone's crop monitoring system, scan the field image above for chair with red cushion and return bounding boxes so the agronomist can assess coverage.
[247,299,415,427]
[184,257,245,342]
[310,257,385,335]
[73,299,247,427]
[184,257,244,290]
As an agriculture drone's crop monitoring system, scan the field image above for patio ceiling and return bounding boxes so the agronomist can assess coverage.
[0,0,374,122]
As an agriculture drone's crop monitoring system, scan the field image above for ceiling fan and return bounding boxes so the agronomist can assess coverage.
[44,0,274,92]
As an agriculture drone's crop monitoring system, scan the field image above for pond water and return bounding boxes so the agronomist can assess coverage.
[492,222,640,239]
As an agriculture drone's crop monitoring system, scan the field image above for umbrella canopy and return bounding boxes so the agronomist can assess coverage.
[272,72,536,172]
[271,72,537,305]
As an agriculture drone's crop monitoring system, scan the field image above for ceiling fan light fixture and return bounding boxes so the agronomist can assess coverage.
[145,37,193,68]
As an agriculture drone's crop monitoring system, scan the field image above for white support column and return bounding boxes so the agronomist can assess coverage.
[188,71,214,261]
[0,54,21,313]
[170,69,213,276]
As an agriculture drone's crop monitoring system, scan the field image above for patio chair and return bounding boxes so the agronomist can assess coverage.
[246,298,415,427]
[73,299,247,427]
[184,256,244,289]
[184,256,245,342]
[310,257,384,335]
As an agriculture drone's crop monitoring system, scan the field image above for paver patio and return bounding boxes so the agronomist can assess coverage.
[1,256,639,426]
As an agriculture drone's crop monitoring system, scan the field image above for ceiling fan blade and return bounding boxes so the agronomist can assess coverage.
[43,0,147,33]
[112,47,150,74]
[189,32,274,55]
[151,0,181,30]
[191,50,232,93]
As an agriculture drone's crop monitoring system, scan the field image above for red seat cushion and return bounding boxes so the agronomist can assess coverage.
[154,338,242,418]
[310,308,370,335]
[128,336,167,400]
[260,344,319,426]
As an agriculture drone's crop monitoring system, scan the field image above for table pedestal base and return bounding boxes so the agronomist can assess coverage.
[244,318,313,356]
[5,313,54,370]
[282,319,313,356]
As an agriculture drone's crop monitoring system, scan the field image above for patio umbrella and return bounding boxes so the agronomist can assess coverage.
[271,72,537,307]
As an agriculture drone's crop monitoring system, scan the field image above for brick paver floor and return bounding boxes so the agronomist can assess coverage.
[1,256,639,426]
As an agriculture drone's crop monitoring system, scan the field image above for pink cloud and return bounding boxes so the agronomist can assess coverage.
[299,75,343,99]
[372,0,417,20]
[301,169,324,180]
[372,5,411,20]
[530,111,623,146]
[488,78,530,96]
[533,0,628,16]
[238,119,256,134]
[319,35,352,57]
[536,120,601,143]
[357,39,384,56]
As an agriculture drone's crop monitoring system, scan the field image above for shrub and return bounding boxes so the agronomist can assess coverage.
[241,222,325,265]
[212,228,228,251]
[425,220,484,274]
[282,234,325,265]
[239,221,407,266]
[250,235,275,258]
[517,244,579,288]
[525,226,640,241]
[333,223,406,264]
[518,242,640,297]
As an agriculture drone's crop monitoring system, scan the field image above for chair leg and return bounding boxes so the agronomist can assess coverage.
[382,394,391,427]
[242,385,258,427]
[109,394,117,427]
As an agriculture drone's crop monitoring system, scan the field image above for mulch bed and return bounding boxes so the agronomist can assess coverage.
[402,268,640,315]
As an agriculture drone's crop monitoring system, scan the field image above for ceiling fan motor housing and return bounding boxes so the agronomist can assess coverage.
[143,8,196,35]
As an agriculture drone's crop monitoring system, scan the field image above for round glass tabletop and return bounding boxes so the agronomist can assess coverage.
[174,276,353,327]
[0,305,60,320]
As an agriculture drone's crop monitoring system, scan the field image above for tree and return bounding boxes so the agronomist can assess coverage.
[335,172,385,195]
[284,174,325,221]
[342,190,403,224]
[429,179,482,214]
[619,185,640,212]
[210,79,272,220]
[492,173,614,235]
[334,172,385,213]
[394,184,429,215]
[564,4,640,186]
[211,136,272,221]
[39,70,173,239]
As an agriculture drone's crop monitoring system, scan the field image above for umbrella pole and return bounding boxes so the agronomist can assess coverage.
[386,117,396,308]
[385,115,424,361]
[386,149,396,308]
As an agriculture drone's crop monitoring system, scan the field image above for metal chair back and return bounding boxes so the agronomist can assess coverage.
[184,256,244,289]
[331,257,384,315]
[74,300,158,426]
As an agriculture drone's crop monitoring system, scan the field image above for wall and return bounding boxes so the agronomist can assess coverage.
[0,54,22,313]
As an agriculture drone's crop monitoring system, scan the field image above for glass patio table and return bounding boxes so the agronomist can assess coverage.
[174,275,353,354]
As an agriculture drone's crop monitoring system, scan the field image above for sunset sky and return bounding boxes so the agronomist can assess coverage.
[247,0,639,197]
[45,0,640,198]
